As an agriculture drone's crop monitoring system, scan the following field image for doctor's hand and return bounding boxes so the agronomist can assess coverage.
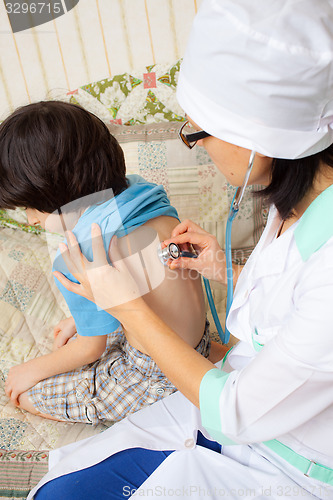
[163,219,227,284]
[53,224,144,317]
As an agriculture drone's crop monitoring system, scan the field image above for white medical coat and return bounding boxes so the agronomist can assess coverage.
[29,194,333,500]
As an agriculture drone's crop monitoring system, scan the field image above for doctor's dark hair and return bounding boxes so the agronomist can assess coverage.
[257,144,333,220]
[0,101,128,213]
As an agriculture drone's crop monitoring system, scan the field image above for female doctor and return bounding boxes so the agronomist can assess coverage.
[29,0,333,499]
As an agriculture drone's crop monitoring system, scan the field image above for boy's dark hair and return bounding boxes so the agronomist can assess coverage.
[257,144,333,220]
[0,101,128,213]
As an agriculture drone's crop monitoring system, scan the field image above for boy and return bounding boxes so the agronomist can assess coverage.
[1,101,210,423]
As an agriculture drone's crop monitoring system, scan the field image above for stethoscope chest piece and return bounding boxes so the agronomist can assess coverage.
[157,243,181,264]
[157,242,198,265]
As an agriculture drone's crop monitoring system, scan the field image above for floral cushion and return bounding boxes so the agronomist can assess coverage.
[59,61,185,126]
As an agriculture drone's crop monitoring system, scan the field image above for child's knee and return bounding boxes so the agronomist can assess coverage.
[18,391,40,414]
[18,391,67,422]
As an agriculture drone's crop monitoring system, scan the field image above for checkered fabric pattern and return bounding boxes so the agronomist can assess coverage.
[28,323,211,424]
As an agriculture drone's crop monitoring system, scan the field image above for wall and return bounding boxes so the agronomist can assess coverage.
[0,0,201,120]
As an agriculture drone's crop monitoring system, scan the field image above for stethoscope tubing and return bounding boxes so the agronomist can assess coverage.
[203,150,256,344]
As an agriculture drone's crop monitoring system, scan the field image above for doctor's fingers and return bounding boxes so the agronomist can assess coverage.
[52,270,87,298]
[53,324,61,336]
[91,223,109,266]
[59,234,89,276]
[164,231,221,254]
[168,256,202,272]
[170,219,209,239]
[9,390,19,406]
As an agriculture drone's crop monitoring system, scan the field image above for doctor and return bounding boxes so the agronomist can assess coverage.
[29,0,333,499]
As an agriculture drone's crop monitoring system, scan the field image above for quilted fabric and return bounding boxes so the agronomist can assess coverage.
[0,227,111,452]
[65,61,185,125]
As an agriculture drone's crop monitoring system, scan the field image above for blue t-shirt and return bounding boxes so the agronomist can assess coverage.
[53,175,179,336]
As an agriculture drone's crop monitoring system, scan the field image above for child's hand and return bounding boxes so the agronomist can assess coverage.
[5,361,40,406]
[53,316,77,350]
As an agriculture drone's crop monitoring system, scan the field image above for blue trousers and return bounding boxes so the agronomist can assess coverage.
[34,432,221,499]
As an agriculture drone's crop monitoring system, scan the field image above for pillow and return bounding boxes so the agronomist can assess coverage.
[58,61,184,126]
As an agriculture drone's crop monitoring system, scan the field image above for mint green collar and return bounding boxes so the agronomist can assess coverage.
[294,184,333,261]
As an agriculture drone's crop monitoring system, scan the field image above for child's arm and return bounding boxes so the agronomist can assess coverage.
[5,334,107,406]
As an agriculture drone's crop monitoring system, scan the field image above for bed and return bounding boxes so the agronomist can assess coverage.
[0,65,266,499]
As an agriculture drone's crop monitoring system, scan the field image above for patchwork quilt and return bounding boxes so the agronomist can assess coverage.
[0,227,111,499]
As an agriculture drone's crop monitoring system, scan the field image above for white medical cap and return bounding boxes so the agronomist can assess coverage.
[177,0,333,159]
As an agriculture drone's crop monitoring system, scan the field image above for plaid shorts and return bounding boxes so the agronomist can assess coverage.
[28,321,211,424]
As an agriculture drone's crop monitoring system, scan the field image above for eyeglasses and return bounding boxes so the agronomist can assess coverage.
[178,120,211,149]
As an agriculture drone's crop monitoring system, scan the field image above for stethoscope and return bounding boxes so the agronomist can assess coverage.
[158,150,256,345]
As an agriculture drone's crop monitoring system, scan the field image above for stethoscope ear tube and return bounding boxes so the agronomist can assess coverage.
[232,150,256,211]
[224,200,239,344]
[205,150,256,344]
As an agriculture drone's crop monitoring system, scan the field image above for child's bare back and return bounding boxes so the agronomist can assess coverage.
[114,216,206,353]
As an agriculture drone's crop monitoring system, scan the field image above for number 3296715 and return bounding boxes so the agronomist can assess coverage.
[5,3,62,15]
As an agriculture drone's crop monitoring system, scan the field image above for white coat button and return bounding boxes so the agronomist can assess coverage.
[155,387,165,396]
[184,438,195,449]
